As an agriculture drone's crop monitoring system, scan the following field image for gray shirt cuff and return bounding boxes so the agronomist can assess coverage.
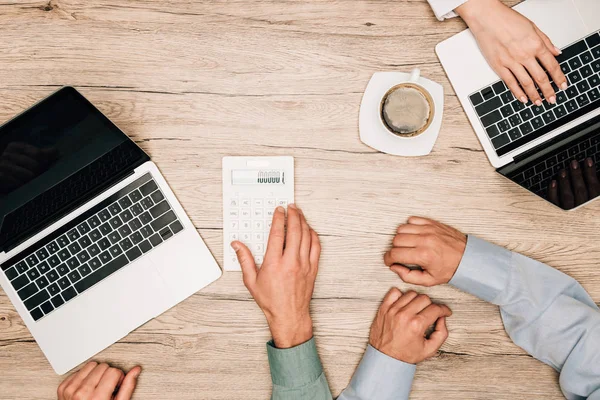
[449,235,512,302]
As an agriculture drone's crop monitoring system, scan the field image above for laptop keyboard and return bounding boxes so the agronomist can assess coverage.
[469,31,600,157]
[1,173,184,322]
[508,131,600,197]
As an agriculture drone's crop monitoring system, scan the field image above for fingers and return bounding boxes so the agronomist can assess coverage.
[548,180,559,206]
[265,206,286,257]
[298,209,311,265]
[390,265,436,287]
[79,362,111,393]
[535,25,561,57]
[510,63,542,105]
[379,287,403,315]
[232,241,257,290]
[384,247,421,267]
[94,367,125,400]
[424,316,449,356]
[59,361,98,399]
[419,303,452,326]
[537,49,567,93]
[114,366,142,400]
[391,233,420,248]
[405,216,435,226]
[389,290,419,312]
[499,67,528,103]
[309,229,321,273]
[583,158,600,199]
[569,160,589,206]
[402,293,432,314]
[284,204,302,254]
[558,168,575,209]
[524,59,555,104]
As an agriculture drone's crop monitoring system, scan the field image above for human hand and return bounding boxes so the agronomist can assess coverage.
[456,0,567,105]
[232,204,321,349]
[369,288,451,364]
[57,361,141,400]
[384,217,467,286]
[0,142,59,193]
[548,158,600,210]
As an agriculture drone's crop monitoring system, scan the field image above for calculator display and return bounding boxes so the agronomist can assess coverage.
[231,170,286,185]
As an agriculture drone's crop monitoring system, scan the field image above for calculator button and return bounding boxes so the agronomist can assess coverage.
[241,232,252,242]
[241,221,251,231]
[253,209,264,218]
[241,209,251,219]
[277,199,288,207]
[266,199,276,207]
[241,198,251,207]
[231,257,239,264]
[229,209,239,218]
[267,221,272,230]
[253,232,264,242]
[253,243,264,253]
[266,209,274,218]
[229,199,239,207]
[253,221,264,230]
[229,233,239,241]
[253,199,263,207]
[254,256,263,265]
[230,221,239,230]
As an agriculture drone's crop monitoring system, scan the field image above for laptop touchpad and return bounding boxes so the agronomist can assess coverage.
[515,0,587,48]
[573,0,600,32]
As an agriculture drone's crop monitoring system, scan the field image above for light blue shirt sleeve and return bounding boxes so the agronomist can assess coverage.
[450,235,600,400]
[267,339,416,400]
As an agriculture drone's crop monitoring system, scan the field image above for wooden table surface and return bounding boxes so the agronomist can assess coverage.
[1,0,599,398]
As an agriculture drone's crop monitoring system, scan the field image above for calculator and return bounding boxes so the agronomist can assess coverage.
[222,156,294,271]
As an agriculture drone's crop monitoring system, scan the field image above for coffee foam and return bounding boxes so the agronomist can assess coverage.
[382,85,432,136]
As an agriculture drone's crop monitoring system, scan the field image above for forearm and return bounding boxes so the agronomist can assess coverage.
[338,345,415,400]
[450,235,600,399]
[267,338,333,400]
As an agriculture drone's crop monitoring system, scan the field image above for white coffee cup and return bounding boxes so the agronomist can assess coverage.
[359,68,444,156]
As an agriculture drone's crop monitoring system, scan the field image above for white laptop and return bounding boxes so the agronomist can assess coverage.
[0,87,222,374]
[437,0,600,209]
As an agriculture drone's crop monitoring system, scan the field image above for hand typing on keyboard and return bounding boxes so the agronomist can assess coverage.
[57,361,141,400]
[232,204,321,349]
[0,142,58,194]
[456,0,567,106]
[548,158,600,209]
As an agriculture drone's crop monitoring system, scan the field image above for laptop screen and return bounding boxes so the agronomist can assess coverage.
[0,87,145,250]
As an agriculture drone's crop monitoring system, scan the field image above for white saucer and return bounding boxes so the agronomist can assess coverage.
[359,71,444,156]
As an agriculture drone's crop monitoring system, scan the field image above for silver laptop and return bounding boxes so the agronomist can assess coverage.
[0,87,222,374]
[437,0,600,209]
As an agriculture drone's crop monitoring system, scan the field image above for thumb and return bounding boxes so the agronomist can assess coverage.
[114,366,141,400]
[232,241,257,290]
[390,265,436,287]
[425,317,449,357]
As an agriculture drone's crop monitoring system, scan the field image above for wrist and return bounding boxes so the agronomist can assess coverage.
[268,314,313,349]
[456,0,497,25]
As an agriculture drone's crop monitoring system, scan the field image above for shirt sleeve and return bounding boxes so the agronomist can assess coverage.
[450,235,600,399]
[337,345,416,400]
[427,0,469,20]
[267,338,333,400]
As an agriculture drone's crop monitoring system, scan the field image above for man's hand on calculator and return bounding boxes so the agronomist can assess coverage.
[232,204,320,349]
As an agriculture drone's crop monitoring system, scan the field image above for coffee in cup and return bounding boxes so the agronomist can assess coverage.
[380,83,434,137]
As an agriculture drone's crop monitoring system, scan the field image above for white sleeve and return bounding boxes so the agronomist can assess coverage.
[427,0,469,21]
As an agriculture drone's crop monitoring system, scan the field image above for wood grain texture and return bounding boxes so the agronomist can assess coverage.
[0,0,597,398]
